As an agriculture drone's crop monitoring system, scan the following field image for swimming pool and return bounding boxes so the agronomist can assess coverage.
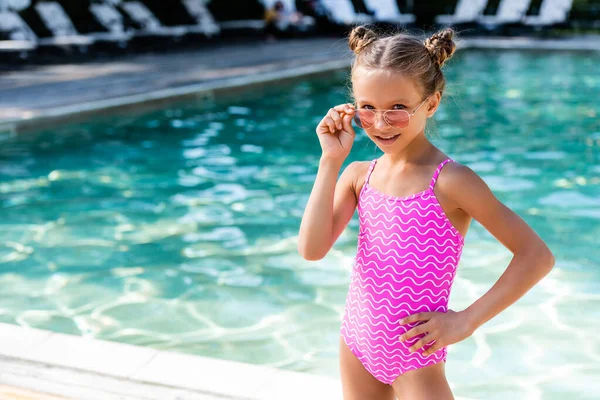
[1,49,599,399]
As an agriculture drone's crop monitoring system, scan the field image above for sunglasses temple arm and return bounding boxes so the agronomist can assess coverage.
[411,97,430,115]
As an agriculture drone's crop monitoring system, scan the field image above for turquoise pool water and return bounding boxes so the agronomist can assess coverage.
[1,49,599,399]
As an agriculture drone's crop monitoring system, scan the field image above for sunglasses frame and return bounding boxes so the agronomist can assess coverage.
[353,96,430,129]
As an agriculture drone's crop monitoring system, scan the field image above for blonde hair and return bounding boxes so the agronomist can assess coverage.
[348,25,457,98]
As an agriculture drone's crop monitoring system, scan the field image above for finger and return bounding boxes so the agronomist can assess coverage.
[323,116,336,133]
[409,333,436,353]
[422,340,442,356]
[342,114,355,137]
[328,109,342,130]
[333,103,355,114]
[399,312,435,325]
[399,324,427,342]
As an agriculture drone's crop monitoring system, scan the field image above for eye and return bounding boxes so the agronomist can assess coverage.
[392,104,406,110]
[361,104,375,110]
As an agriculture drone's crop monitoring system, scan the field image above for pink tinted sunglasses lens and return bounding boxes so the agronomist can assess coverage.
[353,110,375,128]
[353,110,411,129]
[384,110,411,128]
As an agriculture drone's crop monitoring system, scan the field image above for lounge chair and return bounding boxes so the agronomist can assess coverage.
[524,0,573,27]
[320,0,373,25]
[362,0,415,25]
[0,38,36,52]
[3,0,92,52]
[180,0,223,36]
[478,0,533,27]
[88,2,134,45]
[435,0,488,25]
[134,0,222,37]
[0,9,37,43]
[32,1,95,47]
[0,10,38,56]
[115,0,188,38]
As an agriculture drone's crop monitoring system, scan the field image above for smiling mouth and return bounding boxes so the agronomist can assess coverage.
[374,134,401,145]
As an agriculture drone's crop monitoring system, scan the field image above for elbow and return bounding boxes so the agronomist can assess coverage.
[545,249,556,271]
[301,253,326,261]
[298,248,326,261]
[537,244,555,273]
[297,241,326,261]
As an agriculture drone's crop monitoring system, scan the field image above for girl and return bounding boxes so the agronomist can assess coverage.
[297,26,555,400]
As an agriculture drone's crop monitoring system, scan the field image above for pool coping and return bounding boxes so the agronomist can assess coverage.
[0,322,343,399]
[0,58,352,136]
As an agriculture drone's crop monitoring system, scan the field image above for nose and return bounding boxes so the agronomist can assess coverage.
[374,112,391,131]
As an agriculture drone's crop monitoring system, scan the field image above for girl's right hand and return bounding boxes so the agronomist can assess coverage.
[316,104,356,161]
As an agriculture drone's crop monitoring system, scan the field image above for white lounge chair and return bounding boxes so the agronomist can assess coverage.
[0,38,36,52]
[320,0,373,25]
[524,0,573,26]
[180,0,222,36]
[1,0,89,52]
[34,2,95,46]
[0,10,36,42]
[435,0,488,25]
[2,0,30,12]
[117,0,188,38]
[362,0,415,24]
[89,2,134,44]
[478,0,533,26]
[0,10,38,53]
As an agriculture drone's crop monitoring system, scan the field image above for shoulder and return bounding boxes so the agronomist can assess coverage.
[438,161,478,185]
[340,160,372,196]
[344,160,372,176]
[435,160,498,212]
[342,160,372,183]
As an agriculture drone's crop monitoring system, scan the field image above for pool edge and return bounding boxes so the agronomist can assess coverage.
[0,322,343,399]
[3,58,352,135]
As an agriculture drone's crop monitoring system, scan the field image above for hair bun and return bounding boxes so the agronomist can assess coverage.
[348,25,378,55]
[424,28,456,68]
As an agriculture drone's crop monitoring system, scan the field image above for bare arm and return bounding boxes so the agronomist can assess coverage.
[440,163,556,331]
[298,103,357,261]
[297,159,361,260]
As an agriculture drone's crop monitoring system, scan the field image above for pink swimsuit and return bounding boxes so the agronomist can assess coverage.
[341,158,465,385]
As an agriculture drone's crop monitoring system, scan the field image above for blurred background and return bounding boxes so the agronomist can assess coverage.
[1,0,599,64]
[1,1,600,399]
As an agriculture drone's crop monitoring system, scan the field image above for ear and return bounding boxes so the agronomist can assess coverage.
[426,92,442,117]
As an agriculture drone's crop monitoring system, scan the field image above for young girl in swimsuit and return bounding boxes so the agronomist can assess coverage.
[297,26,555,400]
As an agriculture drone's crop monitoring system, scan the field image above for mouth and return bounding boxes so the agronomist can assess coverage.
[374,134,401,146]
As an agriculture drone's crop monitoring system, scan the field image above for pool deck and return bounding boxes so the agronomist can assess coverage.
[0,37,353,134]
[0,33,598,399]
[1,34,599,134]
[0,322,482,400]
[0,322,345,400]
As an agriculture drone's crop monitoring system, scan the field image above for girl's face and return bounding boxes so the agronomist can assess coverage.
[352,67,440,152]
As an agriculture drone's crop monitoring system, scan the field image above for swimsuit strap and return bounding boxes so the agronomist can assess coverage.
[365,158,378,184]
[429,158,455,191]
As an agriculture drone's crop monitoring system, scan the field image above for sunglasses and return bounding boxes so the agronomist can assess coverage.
[352,97,430,129]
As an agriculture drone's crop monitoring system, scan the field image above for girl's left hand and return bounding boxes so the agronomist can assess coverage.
[398,309,474,356]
